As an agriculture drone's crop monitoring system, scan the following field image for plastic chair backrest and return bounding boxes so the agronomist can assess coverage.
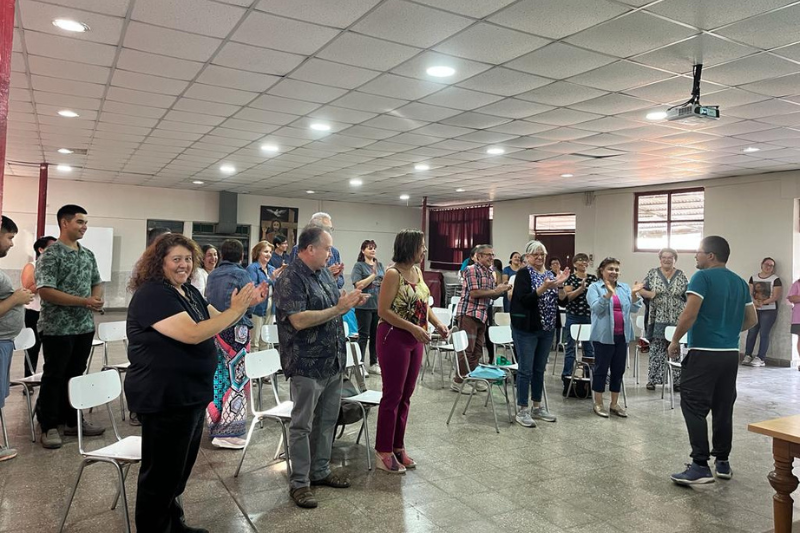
[570,323,592,342]
[14,328,35,351]
[488,325,512,345]
[69,370,122,410]
[509,275,516,288]
[428,296,434,306]
[450,296,460,306]
[432,307,451,325]
[345,343,362,369]
[98,321,126,343]
[664,326,688,345]
[636,314,645,332]
[343,321,350,338]
[451,330,468,352]
[261,324,279,344]
[494,312,510,326]
[492,297,504,307]
[245,349,282,380]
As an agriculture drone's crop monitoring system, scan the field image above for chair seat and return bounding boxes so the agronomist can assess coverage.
[667,360,682,368]
[11,373,43,385]
[104,362,131,371]
[83,436,141,462]
[92,340,104,347]
[343,390,382,405]
[437,344,454,351]
[256,400,293,420]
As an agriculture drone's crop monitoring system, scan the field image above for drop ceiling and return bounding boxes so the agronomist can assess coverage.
[6,0,800,206]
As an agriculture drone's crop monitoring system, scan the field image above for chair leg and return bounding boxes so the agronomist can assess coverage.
[360,407,372,471]
[274,432,285,461]
[668,366,674,410]
[542,380,549,413]
[22,387,35,442]
[502,380,513,423]
[234,417,261,478]
[111,463,131,510]
[117,371,126,421]
[59,460,88,533]
[280,422,292,476]
[446,384,463,425]
[111,461,132,533]
[634,349,640,384]
[486,382,500,434]
[0,408,8,448]
[621,380,627,409]
[463,383,477,414]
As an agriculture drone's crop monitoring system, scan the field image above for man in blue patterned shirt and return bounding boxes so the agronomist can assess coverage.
[287,212,344,289]
[274,225,367,509]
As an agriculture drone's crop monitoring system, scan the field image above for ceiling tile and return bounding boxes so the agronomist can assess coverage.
[24,32,117,66]
[474,99,554,119]
[420,86,503,110]
[212,42,304,76]
[351,0,473,48]
[249,95,321,115]
[725,99,800,119]
[412,123,476,138]
[516,81,608,106]
[647,0,796,29]
[432,22,550,64]
[715,4,800,49]
[103,101,167,119]
[773,43,800,62]
[441,112,510,129]
[232,11,340,55]
[111,70,189,96]
[105,87,176,109]
[487,121,555,136]
[505,42,616,80]
[124,21,222,62]
[116,49,203,81]
[566,12,698,58]
[390,51,491,84]
[316,32,421,71]
[234,107,300,125]
[31,74,105,98]
[740,74,800,98]
[255,0,380,28]
[570,94,654,114]
[290,59,380,90]
[359,74,446,100]
[457,67,551,96]
[307,106,377,124]
[20,1,124,45]
[132,0,245,38]
[268,79,348,104]
[197,65,280,93]
[697,88,770,108]
[530,108,604,126]
[41,0,130,16]
[702,53,800,86]
[568,61,672,91]
[393,102,462,121]
[489,0,629,39]
[332,92,409,113]
[163,110,226,126]
[412,0,516,18]
[184,83,259,105]
[361,115,429,132]
[456,131,517,144]
[632,34,758,75]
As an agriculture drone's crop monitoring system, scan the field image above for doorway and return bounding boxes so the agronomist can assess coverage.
[531,214,576,269]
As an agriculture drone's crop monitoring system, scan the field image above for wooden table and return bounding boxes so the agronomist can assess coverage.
[748,415,800,533]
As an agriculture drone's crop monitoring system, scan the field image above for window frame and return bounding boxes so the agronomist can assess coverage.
[633,187,704,252]
[532,213,577,236]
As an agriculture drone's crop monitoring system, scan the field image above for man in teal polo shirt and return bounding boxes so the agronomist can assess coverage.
[667,236,757,485]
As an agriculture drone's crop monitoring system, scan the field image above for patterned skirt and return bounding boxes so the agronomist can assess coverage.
[206,326,251,439]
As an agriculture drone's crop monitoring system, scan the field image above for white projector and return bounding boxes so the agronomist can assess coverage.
[666,104,720,124]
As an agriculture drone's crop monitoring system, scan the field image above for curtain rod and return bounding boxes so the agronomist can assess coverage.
[430,203,491,212]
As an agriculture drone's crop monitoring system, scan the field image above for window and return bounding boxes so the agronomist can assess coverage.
[634,188,704,251]
[530,214,576,235]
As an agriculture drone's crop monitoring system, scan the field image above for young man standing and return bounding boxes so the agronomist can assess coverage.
[0,216,34,461]
[669,236,757,485]
[36,205,106,449]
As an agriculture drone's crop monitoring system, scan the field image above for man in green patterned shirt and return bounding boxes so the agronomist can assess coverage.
[36,205,105,449]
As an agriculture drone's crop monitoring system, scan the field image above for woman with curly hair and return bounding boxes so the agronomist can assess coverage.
[125,233,258,533]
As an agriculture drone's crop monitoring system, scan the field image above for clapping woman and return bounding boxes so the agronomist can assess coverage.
[351,240,385,375]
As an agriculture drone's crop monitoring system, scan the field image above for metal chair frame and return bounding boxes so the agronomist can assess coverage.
[9,328,39,441]
[661,326,687,409]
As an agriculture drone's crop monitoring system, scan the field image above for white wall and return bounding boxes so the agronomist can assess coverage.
[2,176,420,306]
[492,170,800,366]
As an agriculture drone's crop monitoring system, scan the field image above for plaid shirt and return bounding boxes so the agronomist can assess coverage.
[457,263,496,323]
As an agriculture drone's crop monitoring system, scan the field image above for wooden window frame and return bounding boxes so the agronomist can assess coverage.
[634,187,704,252]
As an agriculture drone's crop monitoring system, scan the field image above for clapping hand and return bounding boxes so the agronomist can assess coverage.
[231,283,256,314]
[631,281,645,294]
[335,288,365,314]
[13,288,34,306]
[329,263,345,277]
[250,281,269,306]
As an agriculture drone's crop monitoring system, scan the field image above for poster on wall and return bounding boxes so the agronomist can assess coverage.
[260,206,300,245]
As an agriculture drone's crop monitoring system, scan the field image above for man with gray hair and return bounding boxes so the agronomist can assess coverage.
[287,212,344,289]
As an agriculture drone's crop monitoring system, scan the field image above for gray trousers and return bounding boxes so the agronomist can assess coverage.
[288,373,343,490]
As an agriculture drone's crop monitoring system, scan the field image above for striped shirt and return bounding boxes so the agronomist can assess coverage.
[457,263,496,323]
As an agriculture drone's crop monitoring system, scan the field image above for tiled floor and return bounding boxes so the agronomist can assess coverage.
[2,313,800,533]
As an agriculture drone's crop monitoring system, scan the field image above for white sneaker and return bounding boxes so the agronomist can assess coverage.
[473,381,488,392]
[515,408,536,428]
[450,380,473,395]
[750,357,765,367]
[531,407,557,423]
[369,364,382,376]
[741,355,753,366]
[212,437,246,449]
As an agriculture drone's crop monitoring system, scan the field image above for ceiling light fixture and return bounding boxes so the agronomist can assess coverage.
[192,180,204,185]
[486,147,505,155]
[561,173,574,178]
[646,111,667,121]
[399,194,410,200]
[261,144,279,153]
[349,178,363,186]
[310,123,331,131]
[52,18,90,32]
[456,188,465,192]
[58,148,73,154]
[426,66,455,78]
[58,110,79,118]
[743,146,760,153]
[56,164,72,172]
[220,164,236,173]
[306,190,315,194]
[414,164,430,171]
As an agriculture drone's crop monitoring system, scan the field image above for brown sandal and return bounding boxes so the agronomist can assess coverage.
[290,487,318,509]
[310,473,350,488]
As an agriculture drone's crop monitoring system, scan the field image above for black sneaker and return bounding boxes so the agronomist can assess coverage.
[64,421,106,437]
[715,460,732,479]
[129,412,142,427]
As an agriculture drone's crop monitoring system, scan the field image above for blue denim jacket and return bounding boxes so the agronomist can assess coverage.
[246,261,274,317]
[206,261,254,328]
[288,244,344,289]
[587,280,643,344]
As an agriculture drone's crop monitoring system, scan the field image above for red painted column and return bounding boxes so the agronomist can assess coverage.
[0,0,14,216]
[37,163,48,236]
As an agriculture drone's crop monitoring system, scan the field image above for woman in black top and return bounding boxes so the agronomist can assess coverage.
[126,234,256,533]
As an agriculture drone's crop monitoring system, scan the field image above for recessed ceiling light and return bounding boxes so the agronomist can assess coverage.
[456,188,465,192]
[220,164,236,173]
[426,66,455,78]
[306,190,315,194]
[58,110,79,118]
[192,180,204,185]
[561,173,574,178]
[400,194,410,200]
[486,147,505,155]
[646,111,667,121]
[349,178,363,186]
[52,18,89,32]
[743,146,760,153]
[310,123,331,131]
[58,148,73,154]
[414,164,430,171]
[260,144,279,153]
[56,164,72,172]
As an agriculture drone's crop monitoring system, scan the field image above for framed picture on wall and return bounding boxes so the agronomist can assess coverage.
[260,206,300,245]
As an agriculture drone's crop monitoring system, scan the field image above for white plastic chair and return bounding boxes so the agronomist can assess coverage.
[97,321,130,421]
[565,324,627,407]
[551,311,568,372]
[342,344,382,470]
[662,326,688,409]
[494,312,510,326]
[8,328,39,442]
[420,308,453,387]
[235,349,293,478]
[261,324,279,348]
[488,325,515,364]
[85,339,106,374]
[633,314,649,384]
[59,370,141,533]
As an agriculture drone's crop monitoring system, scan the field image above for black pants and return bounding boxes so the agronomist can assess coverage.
[23,309,42,378]
[137,406,205,533]
[355,308,378,366]
[680,349,739,464]
[37,332,95,431]
[592,335,627,393]
[485,307,495,364]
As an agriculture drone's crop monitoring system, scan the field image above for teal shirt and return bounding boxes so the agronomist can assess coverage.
[686,267,752,351]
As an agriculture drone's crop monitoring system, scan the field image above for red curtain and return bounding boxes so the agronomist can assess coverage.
[429,205,491,270]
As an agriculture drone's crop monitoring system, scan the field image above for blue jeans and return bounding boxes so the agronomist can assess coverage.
[745,309,777,360]
[562,314,594,377]
[512,328,554,406]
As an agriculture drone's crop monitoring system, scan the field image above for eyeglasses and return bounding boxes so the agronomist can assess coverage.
[695,250,710,256]
[479,253,495,257]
